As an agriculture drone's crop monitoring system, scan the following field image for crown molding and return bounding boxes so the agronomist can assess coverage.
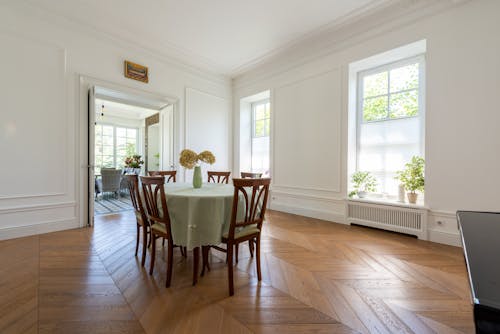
[232,0,470,88]
[3,1,230,86]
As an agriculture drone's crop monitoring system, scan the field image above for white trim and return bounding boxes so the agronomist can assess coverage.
[428,230,461,247]
[233,1,465,85]
[271,190,344,203]
[0,202,76,215]
[5,1,229,83]
[0,218,80,241]
[270,202,345,225]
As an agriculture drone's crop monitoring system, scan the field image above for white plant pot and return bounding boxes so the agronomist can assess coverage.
[357,191,367,198]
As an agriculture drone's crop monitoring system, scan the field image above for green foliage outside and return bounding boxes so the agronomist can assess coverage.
[154,152,160,167]
[349,171,378,198]
[126,143,136,157]
[396,156,425,193]
[363,63,419,122]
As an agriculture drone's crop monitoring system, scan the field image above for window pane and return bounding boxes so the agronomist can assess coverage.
[363,71,388,97]
[389,90,418,118]
[102,155,114,167]
[390,63,418,92]
[126,142,136,156]
[116,127,126,137]
[264,119,270,136]
[265,103,270,118]
[255,104,265,120]
[103,135,113,146]
[95,125,102,136]
[363,96,388,121]
[116,136,126,146]
[102,125,113,136]
[103,145,113,156]
[127,128,137,138]
[254,120,265,137]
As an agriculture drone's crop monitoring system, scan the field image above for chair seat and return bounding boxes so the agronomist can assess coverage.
[151,223,168,235]
[222,225,260,241]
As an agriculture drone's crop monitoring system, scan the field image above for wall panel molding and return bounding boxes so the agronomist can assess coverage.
[0,201,75,215]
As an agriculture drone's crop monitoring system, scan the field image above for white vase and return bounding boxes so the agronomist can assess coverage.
[398,184,405,202]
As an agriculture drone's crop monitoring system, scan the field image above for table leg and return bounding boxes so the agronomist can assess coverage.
[192,247,199,286]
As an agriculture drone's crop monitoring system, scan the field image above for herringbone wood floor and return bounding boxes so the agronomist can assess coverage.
[0,210,474,333]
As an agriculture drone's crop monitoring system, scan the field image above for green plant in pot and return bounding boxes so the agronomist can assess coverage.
[349,171,377,198]
[396,156,425,204]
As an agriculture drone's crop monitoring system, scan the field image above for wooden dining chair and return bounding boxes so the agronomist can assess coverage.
[207,171,231,184]
[148,170,177,183]
[140,175,180,287]
[213,178,271,295]
[125,174,150,267]
[241,172,262,179]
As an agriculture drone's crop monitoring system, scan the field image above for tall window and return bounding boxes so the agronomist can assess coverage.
[356,56,424,195]
[251,100,270,174]
[95,124,138,174]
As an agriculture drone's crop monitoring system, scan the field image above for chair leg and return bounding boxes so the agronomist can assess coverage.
[248,239,254,257]
[192,247,200,286]
[227,243,234,296]
[235,243,239,263]
[166,242,173,288]
[148,228,152,248]
[256,236,262,281]
[150,235,156,275]
[162,238,165,247]
[141,225,147,267]
[135,224,140,257]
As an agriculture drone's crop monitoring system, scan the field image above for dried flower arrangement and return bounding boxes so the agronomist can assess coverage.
[179,149,216,169]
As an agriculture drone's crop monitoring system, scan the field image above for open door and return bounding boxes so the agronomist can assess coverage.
[159,104,174,170]
[88,86,96,227]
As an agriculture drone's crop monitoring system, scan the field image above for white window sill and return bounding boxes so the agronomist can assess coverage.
[348,196,427,210]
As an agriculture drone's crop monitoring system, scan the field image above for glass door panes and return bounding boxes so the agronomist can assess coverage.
[95,124,114,175]
[95,124,138,173]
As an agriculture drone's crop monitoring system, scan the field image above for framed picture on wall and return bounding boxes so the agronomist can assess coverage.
[124,60,148,83]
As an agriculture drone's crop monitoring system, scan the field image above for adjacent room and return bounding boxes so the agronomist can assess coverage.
[1,0,499,333]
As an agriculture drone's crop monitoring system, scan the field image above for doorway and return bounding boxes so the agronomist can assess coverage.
[87,84,175,226]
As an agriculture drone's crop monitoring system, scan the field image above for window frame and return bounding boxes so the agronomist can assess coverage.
[355,55,426,195]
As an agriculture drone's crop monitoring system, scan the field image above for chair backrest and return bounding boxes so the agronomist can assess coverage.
[101,168,122,192]
[148,170,176,183]
[125,174,148,226]
[140,176,172,238]
[227,178,271,240]
[241,172,262,179]
[123,167,141,175]
[207,171,231,184]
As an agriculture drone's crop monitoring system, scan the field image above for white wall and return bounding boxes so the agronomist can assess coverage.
[233,0,500,245]
[0,2,231,239]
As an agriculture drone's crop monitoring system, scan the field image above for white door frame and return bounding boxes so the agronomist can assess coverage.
[78,75,179,227]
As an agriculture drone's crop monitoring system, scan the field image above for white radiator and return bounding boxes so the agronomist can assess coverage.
[347,200,428,240]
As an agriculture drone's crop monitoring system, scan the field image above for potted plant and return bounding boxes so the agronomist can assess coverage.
[396,156,425,204]
[124,155,144,174]
[349,171,377,198]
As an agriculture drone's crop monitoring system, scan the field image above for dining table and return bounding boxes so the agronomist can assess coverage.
[162,182,242,285]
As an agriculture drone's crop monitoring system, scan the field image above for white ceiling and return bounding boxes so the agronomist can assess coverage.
[23,0,385,76]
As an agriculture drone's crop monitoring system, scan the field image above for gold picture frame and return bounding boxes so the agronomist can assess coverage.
[124,60,148,83]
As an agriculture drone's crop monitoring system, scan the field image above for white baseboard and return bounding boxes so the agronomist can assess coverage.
[428,229,461,247]
[270,202,346,225]
[0,217,80,240]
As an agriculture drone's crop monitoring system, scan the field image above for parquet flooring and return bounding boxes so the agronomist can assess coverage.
[0,210,474,333]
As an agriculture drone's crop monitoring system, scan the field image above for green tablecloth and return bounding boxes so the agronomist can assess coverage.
[164,183,236,250]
